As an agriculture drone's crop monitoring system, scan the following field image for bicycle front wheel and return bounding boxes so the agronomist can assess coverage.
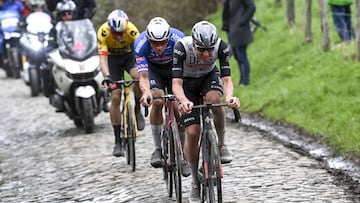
[170,122,182,202]
[126,102,136,172]
[209,130,223,203]
[162,130,173,197]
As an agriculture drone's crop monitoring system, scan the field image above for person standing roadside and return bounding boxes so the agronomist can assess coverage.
[328,0,355,42]
[222,0,255,86]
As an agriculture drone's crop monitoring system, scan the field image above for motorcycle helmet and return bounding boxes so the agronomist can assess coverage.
[191,21,219,48]
[107,9,128,33]
[56,0,76,17]
[29,0,45,10]
[146,17,170,42]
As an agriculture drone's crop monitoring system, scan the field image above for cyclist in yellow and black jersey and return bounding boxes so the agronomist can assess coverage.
[97,9,145,157]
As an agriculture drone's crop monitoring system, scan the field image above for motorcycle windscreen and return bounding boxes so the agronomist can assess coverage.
[56,19,98,61]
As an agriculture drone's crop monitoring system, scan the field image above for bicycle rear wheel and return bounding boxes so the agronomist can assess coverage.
[170,122,182,202]
[162,130,173,197]
[126,103,136,171]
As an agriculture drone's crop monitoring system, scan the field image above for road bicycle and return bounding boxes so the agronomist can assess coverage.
[192,102,240,203]
[145,94,184,202]
[107,79,139,172]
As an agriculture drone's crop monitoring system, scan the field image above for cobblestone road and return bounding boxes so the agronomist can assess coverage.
[0,70,359,203]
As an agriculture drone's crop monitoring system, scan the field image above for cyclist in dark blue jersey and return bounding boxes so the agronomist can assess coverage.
[135,17,189,176]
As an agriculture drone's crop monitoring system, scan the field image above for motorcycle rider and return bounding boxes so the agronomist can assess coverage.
[0,0,23,67]
[43,0,75,101]
[135,17,190,175]
[97,9,145,157]
[45,0,95,20]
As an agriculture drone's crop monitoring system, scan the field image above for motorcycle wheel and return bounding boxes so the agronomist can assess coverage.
[29,67,40,97]
[10,48,21,79]
[82,97,95,134]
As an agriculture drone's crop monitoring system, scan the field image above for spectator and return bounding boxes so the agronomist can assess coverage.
[328,0,355,42]
[222,0,255,86]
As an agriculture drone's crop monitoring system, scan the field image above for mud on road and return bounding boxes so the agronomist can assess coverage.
[0,69,360,202]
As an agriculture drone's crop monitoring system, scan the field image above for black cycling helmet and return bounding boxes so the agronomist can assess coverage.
[191,21,219,48]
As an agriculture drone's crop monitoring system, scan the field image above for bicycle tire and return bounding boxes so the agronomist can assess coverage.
[209,130,223,203]
[162,130,173,197]
[126,102,136,172]
[170,122,182,202]
[206,134,216,203]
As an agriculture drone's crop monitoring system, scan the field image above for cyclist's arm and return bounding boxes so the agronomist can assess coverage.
[97,24,110,78]
[139,71,152,106]
[172,41,193,113]
[218,40,240,108]
[99,55,109,77]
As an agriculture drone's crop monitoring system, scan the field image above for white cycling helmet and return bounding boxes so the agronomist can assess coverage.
[146,17,170,42]
[107,9,129,33]
[192,21,219,48]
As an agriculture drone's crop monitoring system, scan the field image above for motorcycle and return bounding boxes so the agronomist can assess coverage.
[20,11,53,96]
[48,19,105,133]
[0,9,22,78]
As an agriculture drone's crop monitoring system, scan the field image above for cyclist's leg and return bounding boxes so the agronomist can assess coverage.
[128,66,145,130]
[182,108,201,201]
[203,71,232,163]
[108,55,125,157]
[149,88,165,167]
[148,67,170,167]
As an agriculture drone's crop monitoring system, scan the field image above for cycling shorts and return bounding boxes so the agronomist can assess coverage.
[108,52,136,82]
[148,63,172,93]
[181,69,224,127]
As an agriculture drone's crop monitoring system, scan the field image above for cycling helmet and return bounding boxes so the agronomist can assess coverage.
[192,21,219,48]
[146,17,170,41]
[56,0,76,14]
[107,10,129,33]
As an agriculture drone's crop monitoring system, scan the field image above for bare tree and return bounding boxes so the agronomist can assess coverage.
[286,0,295,27]
[319,0,330,51]
[355,0,360,61]
[304,0,312,43]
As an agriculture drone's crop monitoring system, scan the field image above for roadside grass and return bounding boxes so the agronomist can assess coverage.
[209,1,360,158]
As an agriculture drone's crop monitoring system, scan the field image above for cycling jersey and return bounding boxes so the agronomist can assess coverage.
[172,36,231,79]
[134,28,184,73]
[97,21,139,56]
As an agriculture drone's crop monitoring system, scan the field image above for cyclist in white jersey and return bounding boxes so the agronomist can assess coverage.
[172,21,240,203]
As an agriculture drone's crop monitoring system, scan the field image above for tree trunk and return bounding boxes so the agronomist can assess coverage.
[286,0,295,27]
[304,0,312,43]
[319,0,330,51]
[355,0,360,61]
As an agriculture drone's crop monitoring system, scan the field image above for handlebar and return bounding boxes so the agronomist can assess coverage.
[104,79,139,96]
[144,94,178,117]
[192,102,241,123]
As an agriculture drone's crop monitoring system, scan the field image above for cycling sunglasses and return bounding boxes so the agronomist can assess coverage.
[195,45,215,53]
[62,11,73,16]
[111,30,126,37]
[149,39,168,46]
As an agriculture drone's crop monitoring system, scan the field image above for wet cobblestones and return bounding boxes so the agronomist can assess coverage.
[0,70,359,203]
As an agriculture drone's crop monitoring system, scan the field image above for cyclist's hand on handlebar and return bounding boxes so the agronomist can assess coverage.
[140,93,152,107]
[226,96,240,109]
[179,100,193,114]
[101,76,111,88]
